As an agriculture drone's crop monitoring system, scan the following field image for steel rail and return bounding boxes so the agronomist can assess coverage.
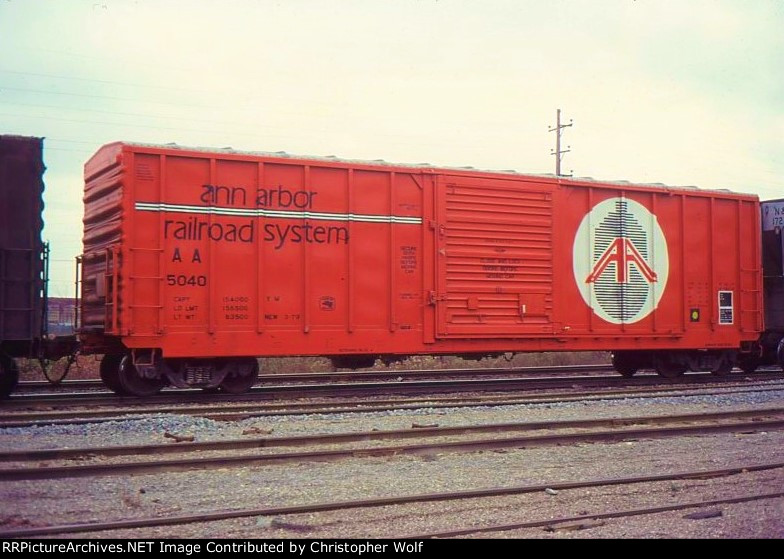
[16,363,617,390]
[7,371,784,408]
[2,373,654,405]
[1,416,783,481]
[405,491,784,538]
[1,406,782,463]
[200,384,784,422]
[2,382,784,428]
[1,461,782,538]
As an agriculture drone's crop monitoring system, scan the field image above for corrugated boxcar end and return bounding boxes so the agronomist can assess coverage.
[78,142,765,395]
[0,135,46,397]
[80,143,126,337]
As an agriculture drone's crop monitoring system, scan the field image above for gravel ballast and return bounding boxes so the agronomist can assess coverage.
[1,383,783,539]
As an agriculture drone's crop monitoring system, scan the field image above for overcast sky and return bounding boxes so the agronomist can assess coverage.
[2,0,782,295]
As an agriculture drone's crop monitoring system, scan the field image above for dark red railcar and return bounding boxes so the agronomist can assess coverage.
[759,198,784,370]
[80,142,763,395]
[0,135,46,397]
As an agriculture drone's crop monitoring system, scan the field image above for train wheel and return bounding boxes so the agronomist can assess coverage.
[654,355,686,379]
[117,355,165,397]
[100,354,126,395]
[778,339,784,370]
[611,352,638,378]
[710,359,733,376]
[0,354,19,399]
[738,356,760,374]
[219,359,259,394]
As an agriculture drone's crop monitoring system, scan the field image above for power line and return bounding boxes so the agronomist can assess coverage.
[0,69,200,93]
[0,85,211,109]
[0,111,266,137]
[46,138,96,145]
[45,147,95,154]
[1,100,254,128]
[17,46,205,75]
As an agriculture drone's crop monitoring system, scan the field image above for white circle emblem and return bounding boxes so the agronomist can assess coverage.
[572,197,668,324]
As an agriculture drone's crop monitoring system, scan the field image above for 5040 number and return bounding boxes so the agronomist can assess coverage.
[167,274,207,287]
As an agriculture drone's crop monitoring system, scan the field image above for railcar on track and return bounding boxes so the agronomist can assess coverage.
[0,136,46,398]
[2,137,782,398]
[77,142,776,395]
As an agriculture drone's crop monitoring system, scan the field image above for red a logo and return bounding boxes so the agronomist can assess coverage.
[586,238,658,284]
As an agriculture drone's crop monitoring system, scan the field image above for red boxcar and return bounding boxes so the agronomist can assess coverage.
[80,142,763,394]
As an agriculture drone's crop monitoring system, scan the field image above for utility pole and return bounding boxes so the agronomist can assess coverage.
[549,109,573,176]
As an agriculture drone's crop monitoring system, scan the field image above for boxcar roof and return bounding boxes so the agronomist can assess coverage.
[88,140,757,199]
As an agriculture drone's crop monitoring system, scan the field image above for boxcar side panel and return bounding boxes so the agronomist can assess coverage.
[0,136,44,350]
[434,174,554,337]
[116,146,427,357]
[762,199,784,332]
[555,182,760,349]
[80,143,762,360]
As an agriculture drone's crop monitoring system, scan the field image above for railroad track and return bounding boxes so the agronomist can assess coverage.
[2,376,784,428]
[404,490,784,538]
[6,369,784,412]
[15,363,618,391]
[13,365,783,402]
[1,407,782,481]
[11,368,642,405]
[2,459,781,538]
